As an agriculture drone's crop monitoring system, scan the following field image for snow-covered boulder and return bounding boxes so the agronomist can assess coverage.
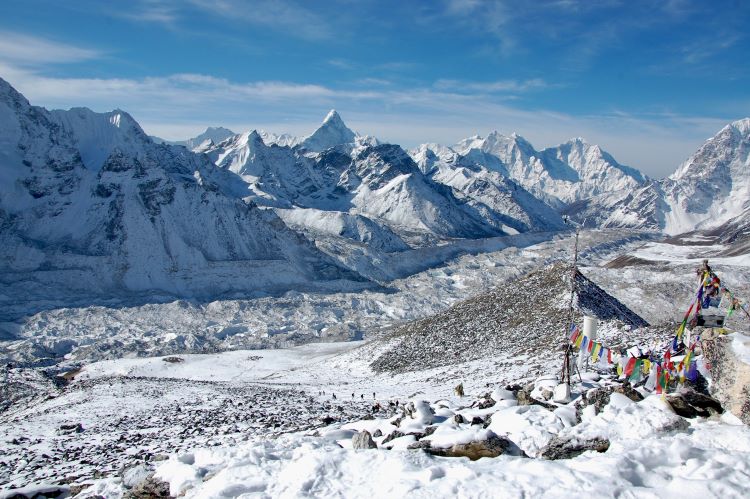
[413,429,518,460]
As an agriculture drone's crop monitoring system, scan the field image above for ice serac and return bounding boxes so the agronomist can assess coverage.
[300,110,357,152]
[0,78,368,318]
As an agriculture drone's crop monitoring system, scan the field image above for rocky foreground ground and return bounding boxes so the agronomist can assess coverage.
[0,370,385,492]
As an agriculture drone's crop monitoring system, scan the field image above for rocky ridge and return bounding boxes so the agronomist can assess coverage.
[370,262,649,373]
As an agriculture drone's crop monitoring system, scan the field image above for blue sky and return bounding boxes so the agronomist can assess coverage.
[1,0,748,177]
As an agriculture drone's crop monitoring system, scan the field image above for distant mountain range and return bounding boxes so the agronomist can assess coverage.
[566,118,750,236]
[1,76,748,307]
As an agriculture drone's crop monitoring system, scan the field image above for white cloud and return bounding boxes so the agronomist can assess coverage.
[122,0,333,39]
[434,78,548,93]
[200,0,332,40]
[0,31,102,66]
[0,60,735,178]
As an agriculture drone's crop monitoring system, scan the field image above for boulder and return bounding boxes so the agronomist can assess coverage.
[123,475,171,498]
[666,388,724,418]
[540,436,610,460]
[701,331,750,425]
[576,383,643,415]
[57,423,84,434]
[408,432,517,460]
[381,430,405,445]
[352,430,377,449]
[681,388,723,413]
[540,387,554,401]
[121,464,153,489]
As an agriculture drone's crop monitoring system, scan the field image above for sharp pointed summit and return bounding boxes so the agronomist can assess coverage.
[301,109,357,152]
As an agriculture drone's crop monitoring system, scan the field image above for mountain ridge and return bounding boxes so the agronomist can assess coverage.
[0,77,370,318]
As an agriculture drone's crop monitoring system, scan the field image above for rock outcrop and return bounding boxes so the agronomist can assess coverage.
[702,331,750,424]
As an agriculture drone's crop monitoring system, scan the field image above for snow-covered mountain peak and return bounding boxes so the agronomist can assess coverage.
[409,143,459,174]
[323,109,343,125]
[454,131,535,160]
[246,129,263,143]
[301,110,357,152]
[152,126,236,150]
[487,130,535,153]
[565,118,749,235]
[729,117,750,135]
[0,77,29,108]
[204,125,234,136]
[258,130,300,148]
[670,117,750,182]
[48,107,151,171]
[184,126,236,150]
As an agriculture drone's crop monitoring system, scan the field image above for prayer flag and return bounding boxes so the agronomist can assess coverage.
[629,359,642,382]
[624,357,636,376]
[642,359,651,375]
[570,326,581,343]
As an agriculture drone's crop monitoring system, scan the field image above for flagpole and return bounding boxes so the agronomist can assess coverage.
[561,219,582,386]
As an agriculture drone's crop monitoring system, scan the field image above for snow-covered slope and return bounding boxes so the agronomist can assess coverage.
[0,78,367,317]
